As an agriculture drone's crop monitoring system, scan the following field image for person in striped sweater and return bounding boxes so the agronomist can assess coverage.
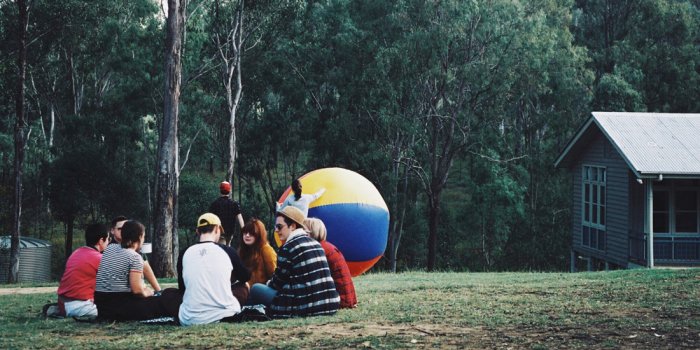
[248,206,340,318]
[94,220,181,321]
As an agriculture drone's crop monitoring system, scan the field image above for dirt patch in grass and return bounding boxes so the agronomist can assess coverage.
[247,321,700,349]
[0,287,56,296]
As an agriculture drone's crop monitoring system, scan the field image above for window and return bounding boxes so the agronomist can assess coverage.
[653,181,700,262]
[582,165,606,250]
[653,185,699,234]
[675,191,697,233]
[653,190,669,233]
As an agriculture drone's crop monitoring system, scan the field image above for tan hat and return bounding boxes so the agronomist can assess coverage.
[277,206,306,228]
[197,213,222,228]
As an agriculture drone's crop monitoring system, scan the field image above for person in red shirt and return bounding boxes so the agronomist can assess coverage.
[304,218,357,308]
[56,223,110,319]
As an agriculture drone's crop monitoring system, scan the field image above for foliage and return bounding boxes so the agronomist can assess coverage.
[0,269,699,348]
[0,0,699,273]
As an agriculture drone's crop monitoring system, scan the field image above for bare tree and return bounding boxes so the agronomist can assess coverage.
[153,0,186,277]
[212,0,244,184]
[9,0,29,283]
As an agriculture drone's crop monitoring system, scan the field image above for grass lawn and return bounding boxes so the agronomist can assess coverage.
[1,269,698,349]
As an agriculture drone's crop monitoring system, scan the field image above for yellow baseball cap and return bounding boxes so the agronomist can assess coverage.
[197,213,222,228]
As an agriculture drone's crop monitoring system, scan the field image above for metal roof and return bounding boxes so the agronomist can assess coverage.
[0,236,52,249]
[0,236,52,283]
[555,112,700,178]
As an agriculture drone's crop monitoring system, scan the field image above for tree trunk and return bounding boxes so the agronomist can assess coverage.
[64,219,74,265]
[9,0,29,284]
[427,192,440,271]
[153,0,185,278]
[223,3,244,184]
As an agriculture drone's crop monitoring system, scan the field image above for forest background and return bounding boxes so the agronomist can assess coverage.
[0,0,698,279]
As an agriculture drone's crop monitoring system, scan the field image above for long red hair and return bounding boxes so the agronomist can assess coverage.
[238,218,269,267]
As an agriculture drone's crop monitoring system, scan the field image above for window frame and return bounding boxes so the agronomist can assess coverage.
[581,165,607,251]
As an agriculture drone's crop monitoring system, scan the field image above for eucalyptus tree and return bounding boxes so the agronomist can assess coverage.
[386,1,528,270]
[211,0,245,185]
[154,0,186,277]
[18,0,162,263]
[7,0,28,283]
[490,0,592,270]
[573,0,700,112]
[206,0,289,213]
[369,0,592,271]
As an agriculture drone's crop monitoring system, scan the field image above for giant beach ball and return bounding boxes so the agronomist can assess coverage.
[276,168,389,276]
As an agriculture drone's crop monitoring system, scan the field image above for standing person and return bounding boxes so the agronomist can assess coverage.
[94,220,181,321]
[277,178,325,217]
[177,213,251,326]
[248,206,339,318]
[209,181,244,246]
[304,218,357,309]
[52,223,110,319]
[107,216,162,293]
[238,218,276,286]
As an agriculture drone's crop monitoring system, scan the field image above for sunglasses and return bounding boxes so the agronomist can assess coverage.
[275,223,286,231]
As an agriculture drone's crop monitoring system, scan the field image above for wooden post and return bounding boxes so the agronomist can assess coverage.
[570,249,576,273]
[586,257,592,272]
[645,181,654,268]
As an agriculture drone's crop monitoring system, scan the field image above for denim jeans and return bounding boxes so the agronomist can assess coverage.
[247,283,277,306]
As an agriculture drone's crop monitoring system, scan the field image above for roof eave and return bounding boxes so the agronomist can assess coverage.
[553,117,594,168]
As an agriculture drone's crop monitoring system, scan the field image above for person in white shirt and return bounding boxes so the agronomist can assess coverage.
[277,178,325,217]
[177,213,251,326]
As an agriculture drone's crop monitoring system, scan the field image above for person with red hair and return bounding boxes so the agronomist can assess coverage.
[238,218,277,286]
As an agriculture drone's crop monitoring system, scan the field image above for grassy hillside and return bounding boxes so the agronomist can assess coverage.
[1,269,698,349]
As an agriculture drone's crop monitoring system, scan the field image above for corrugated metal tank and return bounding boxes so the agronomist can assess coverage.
[0,236,52,283]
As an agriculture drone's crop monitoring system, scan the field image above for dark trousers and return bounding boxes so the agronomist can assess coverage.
[95,288,182,321]
[232,282,249,306]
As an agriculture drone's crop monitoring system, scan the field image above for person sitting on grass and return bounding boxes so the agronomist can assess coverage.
[106,216,162,294]
[238,218,277,286]
[247,206,340,318]
[304,217,357,309]
[177,213,251,326]
[94,220,181,321]
[47,223,110,319]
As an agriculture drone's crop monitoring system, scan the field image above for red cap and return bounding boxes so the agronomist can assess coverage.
[219,181,231,194]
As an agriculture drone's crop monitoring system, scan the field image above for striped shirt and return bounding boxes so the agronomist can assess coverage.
[95,243,144,293]
[268,230,340,318]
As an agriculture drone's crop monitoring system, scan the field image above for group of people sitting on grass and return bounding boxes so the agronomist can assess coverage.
[48,180,357,325]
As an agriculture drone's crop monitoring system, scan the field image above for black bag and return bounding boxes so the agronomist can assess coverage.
[222,304,271,323]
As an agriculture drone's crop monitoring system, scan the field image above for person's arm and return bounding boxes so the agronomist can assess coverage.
[232,201,244,228]
[311,188,326,201]
[177,249,186,291]
[267,245,292,290]
[129,270,153,298]
[278,196,291,211]
[143,261,161,291]
[236,213,244,229]
[223,245,251,283]
[263,244,278,279]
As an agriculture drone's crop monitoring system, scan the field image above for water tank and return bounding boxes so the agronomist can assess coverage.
[0,236,52,283]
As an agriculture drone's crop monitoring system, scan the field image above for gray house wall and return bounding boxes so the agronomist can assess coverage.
[570,129,630,267]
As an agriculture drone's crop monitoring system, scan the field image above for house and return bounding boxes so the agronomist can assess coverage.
[555,112,700,271]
